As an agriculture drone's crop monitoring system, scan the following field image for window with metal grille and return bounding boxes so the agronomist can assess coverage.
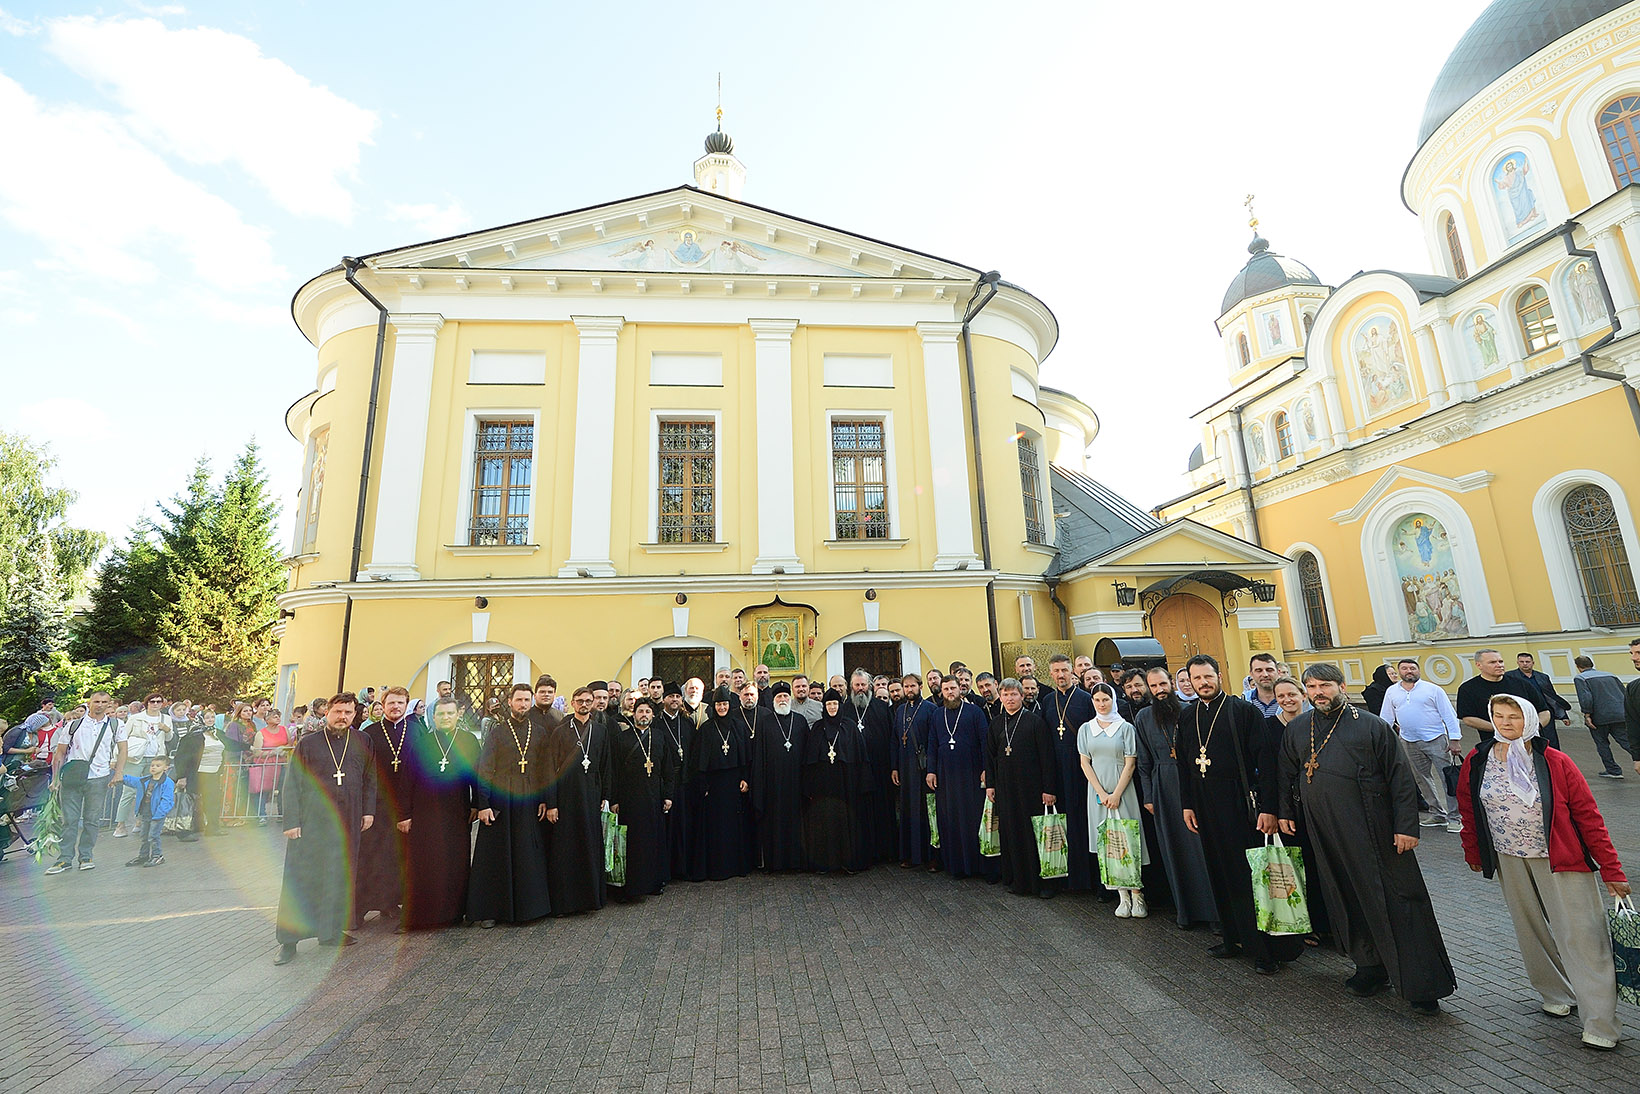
[1600,95,1640,187]
[1018,435,1045,544]
[1562,484,1640,626]
[451,654,516,720]
[469,420,532,546]
[1444,214,1468,280]
[831,419,889,540]
[1297,552,1333,649]
[1273,412,1295,460]
[1515,286,1558,354]
[658,420,716,543]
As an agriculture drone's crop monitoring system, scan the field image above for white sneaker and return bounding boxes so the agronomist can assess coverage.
[1541,1002,1573,1017]
[1581,1032,1618,1050]
[1115,891,1132,918]
[1418,815,1444,827]
[1129,892,1148,918]
[1446,819,1463,834]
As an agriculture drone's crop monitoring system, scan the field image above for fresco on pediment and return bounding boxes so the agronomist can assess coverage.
[1562,259,1610,334]
[508,227,858,275]
[1490,151,1544,247]
[1391,513,1468,640]
[1461,307,1503,374]
[1351,314,1415,418]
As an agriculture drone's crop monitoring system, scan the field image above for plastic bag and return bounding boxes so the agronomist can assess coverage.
[607,821,628,887]
[1096,810,1142,889]
[1033,806,1068,879]
[1246,834,1311,935]
[1610,895,1640,1007]
[927,794,940,849]
[978,797,1001,857]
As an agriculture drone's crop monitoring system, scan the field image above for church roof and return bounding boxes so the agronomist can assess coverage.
[1416,0,1628,148]
[1220,235,1323,316]
[1045,467,1159,578]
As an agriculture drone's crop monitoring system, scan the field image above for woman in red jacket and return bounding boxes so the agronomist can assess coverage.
[1458,694,1630,1050]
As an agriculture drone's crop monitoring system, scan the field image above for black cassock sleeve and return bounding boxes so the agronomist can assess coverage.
[1032,714,1057,797]
[471,730,498,812]
[1277,716,1304,823]
[1374,714,1420,838]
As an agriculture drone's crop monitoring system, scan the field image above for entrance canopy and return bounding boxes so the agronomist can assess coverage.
[1092,637,1167,671]
[1139,569,1272,598]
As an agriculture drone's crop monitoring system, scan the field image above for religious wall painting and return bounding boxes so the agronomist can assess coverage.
[1390,513,1469,640]
[1351,315,1416,418]
[511,226,855,276]
[1255,305,1290,356]
[301,426,329,553]
[1490,151,1544,246]
[755,617,801,673]
[1561,260,1610,334]
[1244,422,1267,468]
[1293,397,1319,447]
[1461,306,1503,374]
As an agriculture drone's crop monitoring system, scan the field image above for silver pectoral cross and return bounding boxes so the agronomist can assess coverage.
[438,756,450,772]
[582,753,591,772]
[333,768,345,785]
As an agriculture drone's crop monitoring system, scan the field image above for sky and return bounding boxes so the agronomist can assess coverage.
[0,0,1495,548]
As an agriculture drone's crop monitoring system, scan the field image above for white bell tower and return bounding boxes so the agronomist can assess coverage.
[692,78,745,200]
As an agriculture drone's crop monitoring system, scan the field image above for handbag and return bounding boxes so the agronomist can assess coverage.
[1610,895,1640,1006]
[58,718,112,787]
[1246,834,1312,935]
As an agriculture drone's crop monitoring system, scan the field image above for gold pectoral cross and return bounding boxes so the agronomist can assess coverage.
[644,758,654,777]
[1005,746,1012,757]
[517,757,528,773]
[1195,748,1211,776]
[828,742,837,764]
[391,759,401,772]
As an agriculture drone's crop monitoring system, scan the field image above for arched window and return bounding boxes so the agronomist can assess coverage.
[1562,484,1640,625]
[1515,285,1559,354]
[1237,333,1251,367]
[1444,213,1468,280]
[1272,412,1295,459]
[1599,95,1640,187]
[1296,552,1333,649]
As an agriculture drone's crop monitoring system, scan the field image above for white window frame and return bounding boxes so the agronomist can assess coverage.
[648,410,723,544]
[1532,470,1640,631]
[1015,424,1053,547]
[824,410,901,542]
[1282,543,1341,651]
[453,408,541,547]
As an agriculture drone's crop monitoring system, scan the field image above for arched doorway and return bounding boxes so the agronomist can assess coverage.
[1151,593,1225,672]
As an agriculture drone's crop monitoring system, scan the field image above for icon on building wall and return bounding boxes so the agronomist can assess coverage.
[1392,513,1468,640]
[757,618,801,671]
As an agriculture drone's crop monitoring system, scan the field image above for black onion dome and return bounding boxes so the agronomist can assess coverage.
[704,128,734,155]
[1220,235,1322,315]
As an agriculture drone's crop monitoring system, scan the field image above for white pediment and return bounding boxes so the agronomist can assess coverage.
[508,225,857,276]
[1082,519,1294,571]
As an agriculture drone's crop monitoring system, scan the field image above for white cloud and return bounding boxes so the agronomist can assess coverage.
[0,8,33,35]
[0,73,284,286]
[386,201,471,239]
[45,16,378,221]
[73,297,152,341]
[182,289,287,327]
[127,3,188,14]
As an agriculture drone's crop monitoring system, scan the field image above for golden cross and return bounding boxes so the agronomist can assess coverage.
[1244,193,1258,231]
[644,758,654,777]
[1195,747,1212,776]
[1304,755,1320,782]
[517,757,528,773]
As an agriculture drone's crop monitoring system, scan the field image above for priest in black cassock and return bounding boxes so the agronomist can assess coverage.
[803,690,863,872]
[752,682,808,871]
[275,694,377,965]
[1133,668,1217,929]
[1278,664,1456,1012]
[926,674,993,879]
[1176,656,1303,974]
[607,697,674,899]
[691,686,750,881]
[654,683,694,881]
[986,678,1058,897]
[399,697,478,930]
[894,683,934,869]
[847,670,897,866]
[542,687,611,915]
[356,687,421,926]
[1042,655,1096,892]
[467,684,552,928]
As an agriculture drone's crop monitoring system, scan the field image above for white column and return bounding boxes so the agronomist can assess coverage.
[1594,223,1640,332]
[1412,324,1449,407]
[1321,375,1348,449]
[1223,424,1248,488]
[1431,316,1477,400]
[363,313,444,581]
[559,315,625,578]
[917,322,981,570]
[749,319,802,574]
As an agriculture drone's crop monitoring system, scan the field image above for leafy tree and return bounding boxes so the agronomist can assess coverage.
[71,529,168,667]
[0,533,69,720]
[0,430,104,594]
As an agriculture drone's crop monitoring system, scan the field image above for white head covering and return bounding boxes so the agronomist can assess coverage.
[1090,683,1124,735]
[1489,694,1540,805]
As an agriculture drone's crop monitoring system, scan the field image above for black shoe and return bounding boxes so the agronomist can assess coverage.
[143,856,165,867]
[176,833,199,843]
[1344,966,1389,996]
[125,856,150,867]
[273,944,297,966]
[478,919,497,929]
[1254,960,1281,976]
[1038,888,1057,899]
[1409,999,1441,1016]
[318,933,357,947]
[1207,941,1242,958]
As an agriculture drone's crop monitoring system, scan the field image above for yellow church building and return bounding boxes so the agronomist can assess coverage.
[1158,0,1640,692]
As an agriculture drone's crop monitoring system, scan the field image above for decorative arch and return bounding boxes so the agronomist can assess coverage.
[1465,132,1568,259]
[1270,409,1295,460]
[1305,274,1431,434]
[1346,312,1417,419]
[1510,279,1561,357]
[418,640,532,709]
[1359,486,1497,642]
[1531,469,1640,631]
[625,634,735,683]
[1454,304,1509,377]
[1566,68,1640,203]
[822,628,925,682]
[1282,542,1340,650]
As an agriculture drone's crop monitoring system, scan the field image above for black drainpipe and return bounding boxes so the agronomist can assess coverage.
[1226,406,1263,548]
[336,257,390,692]
[1557,221,1640,438]
[1045,576,1071,642]
[960,272,1002,674]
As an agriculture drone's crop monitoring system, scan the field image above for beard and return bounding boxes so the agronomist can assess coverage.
[1317,693,1345,715]
[1150,690,1181,728]
[851,691,869,711]
[773,701,792,717]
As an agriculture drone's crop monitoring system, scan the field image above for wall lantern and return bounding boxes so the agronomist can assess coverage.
[1251,580,1277,604]
[1111,581,1137,607]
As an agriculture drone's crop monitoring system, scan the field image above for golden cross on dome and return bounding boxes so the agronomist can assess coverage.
[716,73,723,130]
[1244,193,1259,231]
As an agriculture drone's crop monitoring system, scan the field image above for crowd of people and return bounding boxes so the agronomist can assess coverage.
[9,638,1638,1051]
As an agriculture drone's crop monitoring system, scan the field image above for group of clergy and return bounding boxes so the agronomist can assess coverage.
[270,654,1461,1020]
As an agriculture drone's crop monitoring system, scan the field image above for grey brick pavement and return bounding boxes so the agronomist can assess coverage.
[2,730,1638,1093]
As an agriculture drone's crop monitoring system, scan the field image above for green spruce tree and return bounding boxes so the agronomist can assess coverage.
[0,533,70,719]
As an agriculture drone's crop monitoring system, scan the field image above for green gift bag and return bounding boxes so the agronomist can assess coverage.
[1246,834,1311,935]
[607,821,628,887]
[602,807,619,873]
[1033,806,1068,880]
[927,794,940,849]
[978,797,1001,857]
[1096,809,1143,889]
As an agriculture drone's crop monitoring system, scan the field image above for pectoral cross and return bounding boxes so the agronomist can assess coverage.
[391,758,401,772]
[517,757,528,773]
[784,740,791,751]
[644,758,654,777]
[1195,747,1212,776]
[722,741,730,755]
[1005,745,1012,757]
[333,768,345,785]
[582,753,591,772]
[438,756,450,772]
[828,742,837,764]
[1304,755,1320,782]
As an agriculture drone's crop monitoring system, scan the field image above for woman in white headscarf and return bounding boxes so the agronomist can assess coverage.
[1077,683,1149,918]
[1457,693,1630,1051]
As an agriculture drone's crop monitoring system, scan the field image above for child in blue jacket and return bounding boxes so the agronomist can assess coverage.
[122,755,175,867]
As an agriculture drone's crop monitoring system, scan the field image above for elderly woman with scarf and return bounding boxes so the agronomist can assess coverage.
[1457,693,1630,1050]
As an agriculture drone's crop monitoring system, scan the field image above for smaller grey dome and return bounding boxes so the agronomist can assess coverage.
[704,128,734,155]
[1186,443,1206,472]
[1221,234,1322,315]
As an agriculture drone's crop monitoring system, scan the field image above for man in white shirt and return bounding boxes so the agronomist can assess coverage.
[1378,659,1464,833]
[114,693,174,837]
[47,691,128,873]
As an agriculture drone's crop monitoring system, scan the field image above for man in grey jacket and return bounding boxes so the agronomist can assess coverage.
[1573,654,1640,779]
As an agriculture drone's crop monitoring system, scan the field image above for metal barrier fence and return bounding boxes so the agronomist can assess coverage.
[217,751,293,823]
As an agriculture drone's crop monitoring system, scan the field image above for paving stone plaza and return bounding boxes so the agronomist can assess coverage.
[1,731,1635,1093]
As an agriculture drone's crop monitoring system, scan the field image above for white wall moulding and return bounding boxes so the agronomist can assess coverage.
[649,352,723,387]
[468,350,547,385]
[822,354,893,388]
[559,315,625,578]
[750,319,803,575]
[363,313,445,581]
